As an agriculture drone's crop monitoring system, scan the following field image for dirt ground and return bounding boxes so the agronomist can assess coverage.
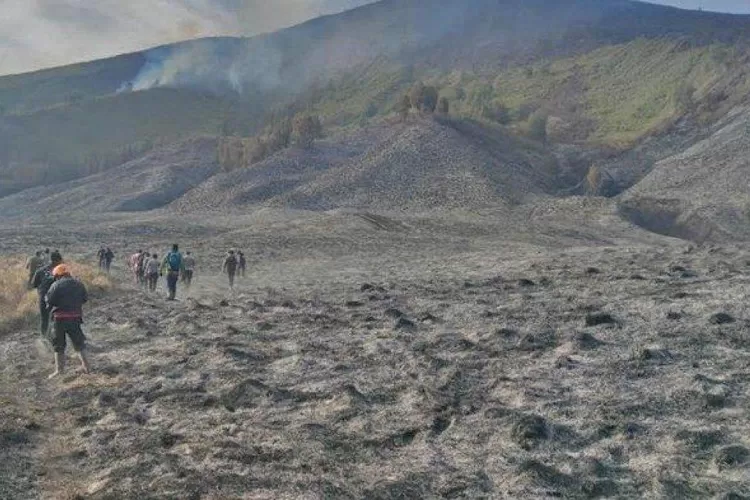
[1,207,749,499]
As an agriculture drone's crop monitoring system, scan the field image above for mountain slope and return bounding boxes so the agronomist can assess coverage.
[0,138,219,218]
[2,0,750,201]
[172,118,558,212]
[619,106,750,242]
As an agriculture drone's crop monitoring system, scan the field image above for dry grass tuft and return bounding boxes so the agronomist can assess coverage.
[0,257,112,336]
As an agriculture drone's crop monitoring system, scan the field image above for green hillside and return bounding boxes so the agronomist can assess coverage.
[303,38,748,148]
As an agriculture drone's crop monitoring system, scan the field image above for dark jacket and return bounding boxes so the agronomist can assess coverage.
[223,255,237,273]
[32,264,57,298]
[46,277,88,320]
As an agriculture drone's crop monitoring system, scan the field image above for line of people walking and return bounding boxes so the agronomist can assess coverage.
[24,248,54,285]
[25,244,250,379]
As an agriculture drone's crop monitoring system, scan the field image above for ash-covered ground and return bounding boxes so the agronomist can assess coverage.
[1,208,749,499]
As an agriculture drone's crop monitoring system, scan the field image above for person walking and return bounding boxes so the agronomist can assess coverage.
[128,251,141,284]
[97,246,107,270]
[137,250,148,287]
[238,251,246,279]
[161,244,183,300]
[222,250,238,289]
[32,250,63,338]
[45,264,91,379]
[104,247,115,273]
[25,251,45,285]
[182,251,196,287]
[145,254,160,292]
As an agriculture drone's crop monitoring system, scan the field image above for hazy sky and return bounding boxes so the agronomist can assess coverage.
[1,0,749,76]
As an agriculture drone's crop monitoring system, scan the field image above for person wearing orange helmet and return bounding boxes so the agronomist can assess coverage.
[45,264,91,379]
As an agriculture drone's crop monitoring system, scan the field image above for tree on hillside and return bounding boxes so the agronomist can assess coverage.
[422,86,439,113]
[409,82,426,111]
[528,111,549,142]
[398,94,412,122]
[675,83,696,113]
[438,97,450,115]
[467,84,494,112]
[584,165,602,196]
[482,102,510,124]
[408,82,439,113]
[293,113,323,148]
[266,117,292,151]
[364,102,378,119]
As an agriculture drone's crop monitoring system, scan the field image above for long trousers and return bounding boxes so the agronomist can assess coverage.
[166,271,179,299]
[39,299,50,336]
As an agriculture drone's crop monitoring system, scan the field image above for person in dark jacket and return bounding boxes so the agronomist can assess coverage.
[25,251,44,285]
[31,250,63,337]
[223,250,238,289]
[97,246,106,270]
[104,247,115,273]
[45,264,91,378]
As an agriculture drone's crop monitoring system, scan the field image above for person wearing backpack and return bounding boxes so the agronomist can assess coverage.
[161,244,184,300]
[31,250,63,337]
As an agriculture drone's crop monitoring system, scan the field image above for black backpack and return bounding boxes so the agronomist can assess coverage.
[37,267,56,296]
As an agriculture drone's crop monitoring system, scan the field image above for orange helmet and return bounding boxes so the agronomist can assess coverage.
[52,264,71,278]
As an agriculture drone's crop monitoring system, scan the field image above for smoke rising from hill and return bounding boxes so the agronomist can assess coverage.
[3,1,749,77]
[0,0,374,76]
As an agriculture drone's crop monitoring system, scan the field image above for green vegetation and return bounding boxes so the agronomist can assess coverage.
[217,112,323,171]
[299,38,749,147]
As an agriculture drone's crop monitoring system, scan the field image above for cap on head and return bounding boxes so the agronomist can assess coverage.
[52,264,70,278]
[50,251,63,264]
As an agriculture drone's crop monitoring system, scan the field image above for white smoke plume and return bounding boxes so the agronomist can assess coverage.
[123,38,285,94]
[0,0,375,76]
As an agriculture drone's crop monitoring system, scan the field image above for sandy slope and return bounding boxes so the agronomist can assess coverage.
[173,119,559,213]
[0,138,219,219]
[619,106,750,243]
